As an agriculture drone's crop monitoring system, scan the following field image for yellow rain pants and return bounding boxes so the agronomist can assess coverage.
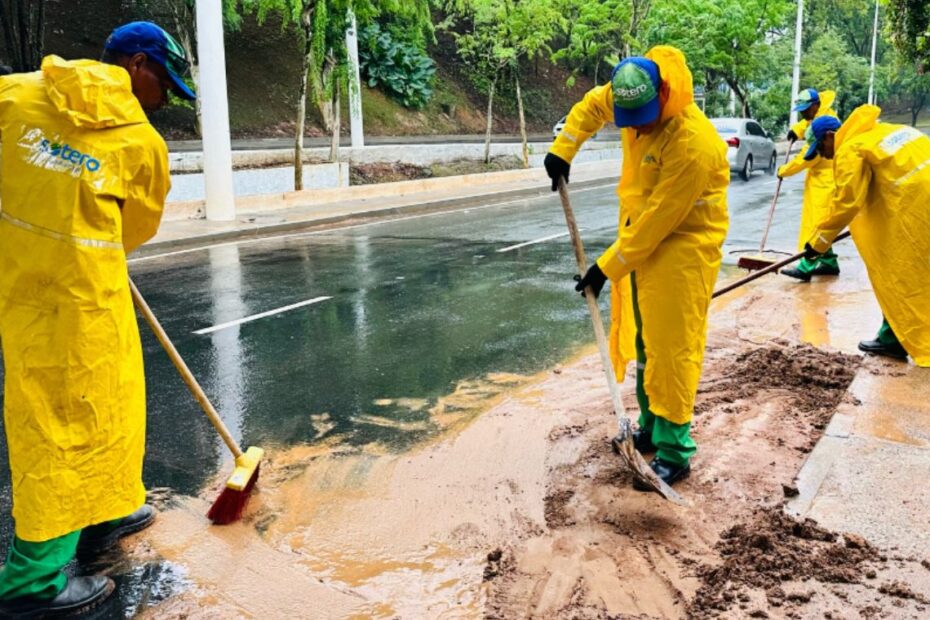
[0,55,169,541]
[550,46,729,424]
[808,104,930,366]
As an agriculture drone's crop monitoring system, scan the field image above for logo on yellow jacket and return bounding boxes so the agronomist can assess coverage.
[18,128,102,177]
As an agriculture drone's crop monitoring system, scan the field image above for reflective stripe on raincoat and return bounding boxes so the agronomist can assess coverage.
[550,46,729,424]
[779,95,839,251]
[0,55,169,541]
[809,104,930,367]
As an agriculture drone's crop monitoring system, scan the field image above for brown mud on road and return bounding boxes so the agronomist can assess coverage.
[135,279,930,618]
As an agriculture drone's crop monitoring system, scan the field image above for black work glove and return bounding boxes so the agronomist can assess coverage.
[803,243,822,259]
[573,262,608,299]
[787,129,798,142]
[544,153,570,192]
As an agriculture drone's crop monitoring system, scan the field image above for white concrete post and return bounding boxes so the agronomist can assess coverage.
[195,0,236,221]
[868,0,880,105]
[346,9,365,149]
[789,0,804,128]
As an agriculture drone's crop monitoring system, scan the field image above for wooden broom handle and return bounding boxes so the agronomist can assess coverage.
[129,278,244,459]
[757,140,796,253]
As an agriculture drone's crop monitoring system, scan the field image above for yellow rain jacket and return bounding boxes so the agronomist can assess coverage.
[550,46,729,424]
[809,105,930,367]
[0,56,169,541]
[780,90,839,251]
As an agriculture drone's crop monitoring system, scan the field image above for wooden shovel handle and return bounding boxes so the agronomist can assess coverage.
[556,180,626,419]
[713,231,851,299]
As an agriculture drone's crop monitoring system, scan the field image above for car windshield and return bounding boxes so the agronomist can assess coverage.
[712,120,739,134]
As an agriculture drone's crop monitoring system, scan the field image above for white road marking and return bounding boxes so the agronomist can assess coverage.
[497,231,574,253]
[129,183,614,264]
[193,296,332,335]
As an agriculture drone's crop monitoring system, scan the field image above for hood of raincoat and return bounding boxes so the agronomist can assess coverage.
[835,104,881,151]
[818,90,837,115]
[645,45,694,122]
[42,55,148,129]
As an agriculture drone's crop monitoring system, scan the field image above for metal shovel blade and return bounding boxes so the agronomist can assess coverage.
[611,418,690,507]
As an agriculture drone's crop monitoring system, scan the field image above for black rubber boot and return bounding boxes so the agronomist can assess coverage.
[633,457,691,491]
[0,575,114,618]
[77,504,156,557]
[780,267,812,282]
[858,339,908,360]
[809,263,840,276]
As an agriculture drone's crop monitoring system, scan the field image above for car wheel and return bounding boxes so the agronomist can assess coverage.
[766,151,777,175]
[741,155,752,181]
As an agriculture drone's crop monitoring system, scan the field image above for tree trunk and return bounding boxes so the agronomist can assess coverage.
[0,0,39,72]
[169,1,200,137]
[295,18,313,191]
[484,72,497,165]
[330,78,341,162]
[515,73,529,169]
[726,78,751,119]
[0,5,17,68]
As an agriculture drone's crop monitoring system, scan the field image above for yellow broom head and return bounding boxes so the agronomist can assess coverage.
[227,446,264,491]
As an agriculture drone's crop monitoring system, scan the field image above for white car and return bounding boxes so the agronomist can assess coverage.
[553,116,598,140]
[711,118,778,181]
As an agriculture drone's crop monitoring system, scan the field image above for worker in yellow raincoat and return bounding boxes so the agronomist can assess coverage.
[544,46,729,488]
[779,88,842,282]
[0,21,192,616]
[803,106,930,366]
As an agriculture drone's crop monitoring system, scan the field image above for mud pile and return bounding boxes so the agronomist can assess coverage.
[690,506,880,616]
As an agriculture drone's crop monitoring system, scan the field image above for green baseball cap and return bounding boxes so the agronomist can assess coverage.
[611,58,661,128]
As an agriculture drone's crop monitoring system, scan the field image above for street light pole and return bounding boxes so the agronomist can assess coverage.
[346,9,365,149]
[868,0,880,105]
[789,0,804,128]
[195,0,235,221]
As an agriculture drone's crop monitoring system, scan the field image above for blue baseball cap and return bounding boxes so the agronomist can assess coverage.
[804,116,842,160]
[793,88,820,112]
[611,58,661,128]
[105,21,196,101]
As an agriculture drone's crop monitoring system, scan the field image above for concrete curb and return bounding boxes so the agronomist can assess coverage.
[139,172,618,257]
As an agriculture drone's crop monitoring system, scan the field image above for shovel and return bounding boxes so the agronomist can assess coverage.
[557,179,688,506]
[734,141,796,271]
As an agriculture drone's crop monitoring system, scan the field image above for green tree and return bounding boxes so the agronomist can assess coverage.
[643,0,793,118]
[243,0,431,189]
[442,0,563,166]
[802,29,870,118]
[0,0,46,72]
[887,0,930,71]
[553,0,652,84]
[886,61,930,125]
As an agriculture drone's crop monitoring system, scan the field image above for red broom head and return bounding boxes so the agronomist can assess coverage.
[207,463,259,525]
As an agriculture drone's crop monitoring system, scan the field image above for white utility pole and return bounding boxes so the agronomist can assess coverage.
[789,0,804,128]
[868,0,880,105]
[346,9,365,148]
[195,0,236,221]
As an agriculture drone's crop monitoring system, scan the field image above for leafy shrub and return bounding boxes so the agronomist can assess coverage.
[359,23,436,109]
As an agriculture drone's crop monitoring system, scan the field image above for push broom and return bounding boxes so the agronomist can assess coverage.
[129,278,263,524]
[557,180,688,506]
[714,230,851,298]
[735,140,796,271]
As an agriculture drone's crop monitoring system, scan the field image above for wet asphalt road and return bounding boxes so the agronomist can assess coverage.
[0,169,805,616]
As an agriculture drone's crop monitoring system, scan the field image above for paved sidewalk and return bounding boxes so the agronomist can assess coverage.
[143,159,620,255]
